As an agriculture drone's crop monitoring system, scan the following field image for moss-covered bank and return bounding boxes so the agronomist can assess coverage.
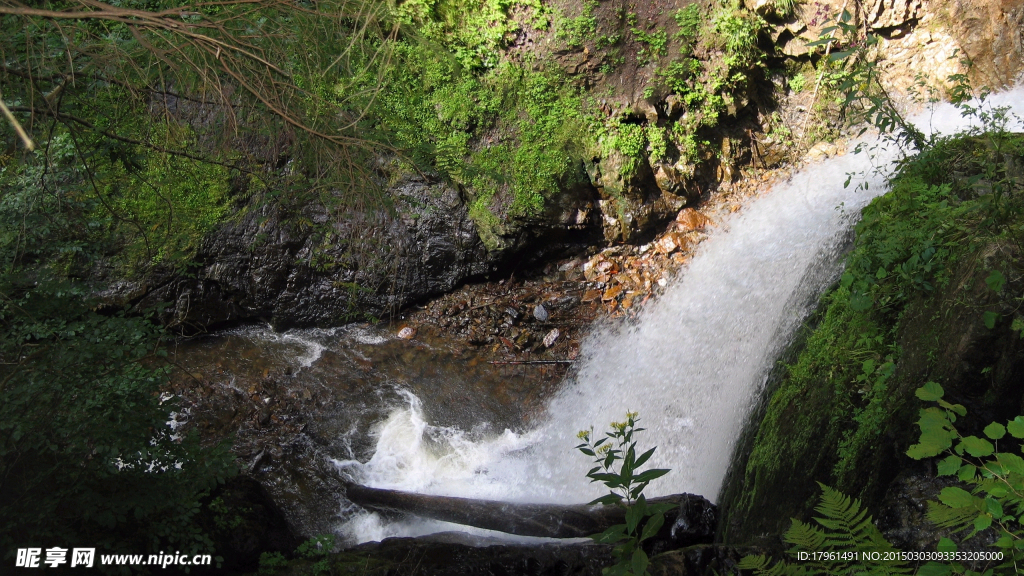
[718,130,1024,547]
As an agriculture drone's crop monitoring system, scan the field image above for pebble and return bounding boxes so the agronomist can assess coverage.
[397,326,416,339]
[533,304,549,322]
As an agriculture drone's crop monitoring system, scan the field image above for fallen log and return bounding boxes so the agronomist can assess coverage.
[342,482,716,547]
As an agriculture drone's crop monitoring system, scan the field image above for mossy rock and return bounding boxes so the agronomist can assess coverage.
[717,132,1024,547]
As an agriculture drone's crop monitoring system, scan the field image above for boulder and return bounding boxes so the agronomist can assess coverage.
[115,176,506,330]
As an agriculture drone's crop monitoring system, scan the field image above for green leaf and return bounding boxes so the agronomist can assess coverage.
[974,514,992,531]
[631,548,649,576]
[639,512,665,542]
[985,498,1003,518]
[918,562,952,576]
[840,271,854,288]
[985,270,1006,292]
[591,524,627,544]
[916,382,945,401]
[861,358,876,377]
[997,452,1024,475]
[960,436,995,457]
[957,464,977,482]
[936,455,961,476]
[1007,417,1024,438]
[938,487,974,508]
[937,537,958,552]
[984,422,1006,440]
[632,468,669,483]
[937,400,967,417]
[590,494,623,506]
[633,447,656,469]
[850,291,873,311]
[625,502,643,534]
[983,310,998,329]
[907,442,944,459]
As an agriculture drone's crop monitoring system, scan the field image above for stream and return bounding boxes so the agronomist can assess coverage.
[171,89,1024,547]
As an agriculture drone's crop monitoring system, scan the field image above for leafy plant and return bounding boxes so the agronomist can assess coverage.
[0,131,238,561]
[296,534,337,575]
[674,5,703,42]
[739,483,910,575]
[631,27,669,66]
[258,551,289,575]
[772,0,799,18]
[557,0,599,49]
[576,412,672,576]
[906,382,1024,575]
[788,72,808,94]
[810,11,926,152]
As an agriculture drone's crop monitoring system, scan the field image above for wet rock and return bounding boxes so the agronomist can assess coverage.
[596,149,686,243]
[654,163,687,195]
[124,175,499,331]
[397,326,417,339]
[655,233,686,255]
[330,536,614,576]
[649,545,760,576]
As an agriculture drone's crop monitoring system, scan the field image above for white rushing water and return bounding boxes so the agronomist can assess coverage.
[337,89,1024,543]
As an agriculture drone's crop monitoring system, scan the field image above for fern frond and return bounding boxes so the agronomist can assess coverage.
[783,519,827,551]
[925,500,977,532]
[736,555,772,571]
[794,485,913,575]
[812,484,874,548]
[735,554,818,576]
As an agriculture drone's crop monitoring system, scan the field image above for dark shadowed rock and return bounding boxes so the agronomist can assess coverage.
[122,176,496,331]
[314,534,614,576]
[193,475,300,575]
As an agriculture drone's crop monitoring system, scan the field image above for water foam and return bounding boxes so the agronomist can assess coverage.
[339,89,1024,541]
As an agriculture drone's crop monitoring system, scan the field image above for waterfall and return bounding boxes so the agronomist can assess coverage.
[336,88,1024,543]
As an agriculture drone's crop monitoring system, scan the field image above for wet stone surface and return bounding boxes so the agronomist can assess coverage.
[167,324,576,537]
[166,161,801,543]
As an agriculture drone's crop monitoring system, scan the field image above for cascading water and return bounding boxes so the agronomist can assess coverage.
[330,89,1023,543]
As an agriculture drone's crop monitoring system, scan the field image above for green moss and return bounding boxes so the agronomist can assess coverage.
[393,0,551,70]
[674,4,702,41]
[723,132,1024,544]
[371,38,596,244]
[107,146,230,271]
[631,27,669,66]
[650,6,768,163]
[555,0,598,49]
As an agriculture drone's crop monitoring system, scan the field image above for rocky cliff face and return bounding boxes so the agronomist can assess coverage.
[716,134,1024,553]
[121,0,1023,333]
[108,177,494,330]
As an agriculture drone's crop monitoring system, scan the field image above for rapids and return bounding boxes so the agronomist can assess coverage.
[334,88,1024,543]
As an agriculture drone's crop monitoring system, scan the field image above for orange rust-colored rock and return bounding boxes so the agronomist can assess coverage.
[603,285,623,301]
[675,208,712,232]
